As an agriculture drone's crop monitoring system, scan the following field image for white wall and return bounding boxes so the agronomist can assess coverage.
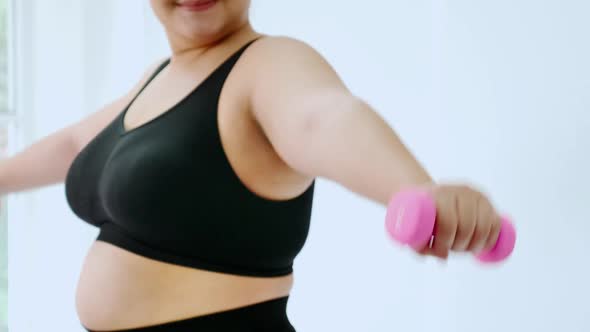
[8,1,590,331]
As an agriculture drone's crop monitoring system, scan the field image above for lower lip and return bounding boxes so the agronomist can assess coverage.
[178,0,218,12]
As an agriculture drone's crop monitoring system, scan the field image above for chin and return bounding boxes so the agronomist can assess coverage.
[179,22,228,43]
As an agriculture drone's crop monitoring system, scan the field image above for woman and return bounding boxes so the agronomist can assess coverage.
[0,0,503,331]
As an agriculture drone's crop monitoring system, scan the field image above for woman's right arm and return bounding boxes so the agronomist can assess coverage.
[0,59,166,196]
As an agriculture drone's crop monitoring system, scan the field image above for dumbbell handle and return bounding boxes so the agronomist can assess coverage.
[385,189,516,263]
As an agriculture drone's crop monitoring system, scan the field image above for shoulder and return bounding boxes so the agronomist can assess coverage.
[237,35,346,97]
[136,57,170,87]
[245,35,324,60]
[240,35,338,78]
[118,57,169,109]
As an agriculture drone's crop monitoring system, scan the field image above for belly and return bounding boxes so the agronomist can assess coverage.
[76,240,294,331]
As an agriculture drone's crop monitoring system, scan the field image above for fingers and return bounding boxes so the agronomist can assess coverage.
[429,189,457,259]
[417,236,442,259]
[415,184,502,260]
[451,187,477,251]
[464,194,491,253]
[483,214,502,252]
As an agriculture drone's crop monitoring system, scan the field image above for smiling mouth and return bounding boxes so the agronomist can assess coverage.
[176,0,218,12]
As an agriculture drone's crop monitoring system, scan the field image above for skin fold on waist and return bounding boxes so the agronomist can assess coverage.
[76,241,294,331]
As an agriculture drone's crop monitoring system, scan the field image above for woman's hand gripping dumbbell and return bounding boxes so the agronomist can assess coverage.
[385,184,516,263]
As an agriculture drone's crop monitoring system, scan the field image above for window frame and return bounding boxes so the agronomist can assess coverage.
[2,0,34,329]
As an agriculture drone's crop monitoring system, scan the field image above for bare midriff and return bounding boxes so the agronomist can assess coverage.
[76,241,294,331]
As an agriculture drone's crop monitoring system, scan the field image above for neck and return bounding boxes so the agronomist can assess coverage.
[167,21,259,60]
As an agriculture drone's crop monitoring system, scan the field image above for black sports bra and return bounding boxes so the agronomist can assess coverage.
[64,39,315,277]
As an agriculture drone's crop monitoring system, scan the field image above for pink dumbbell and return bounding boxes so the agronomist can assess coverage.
[385,188,516,263]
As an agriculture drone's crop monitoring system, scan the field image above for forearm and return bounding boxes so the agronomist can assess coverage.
[293,96,433,206]
[0,126,78,195]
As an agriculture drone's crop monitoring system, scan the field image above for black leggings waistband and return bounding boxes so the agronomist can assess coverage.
[84,295,295,332]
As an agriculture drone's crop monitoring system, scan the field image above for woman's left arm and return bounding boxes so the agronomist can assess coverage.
[246,37,504,259]
[246,37,432,207]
